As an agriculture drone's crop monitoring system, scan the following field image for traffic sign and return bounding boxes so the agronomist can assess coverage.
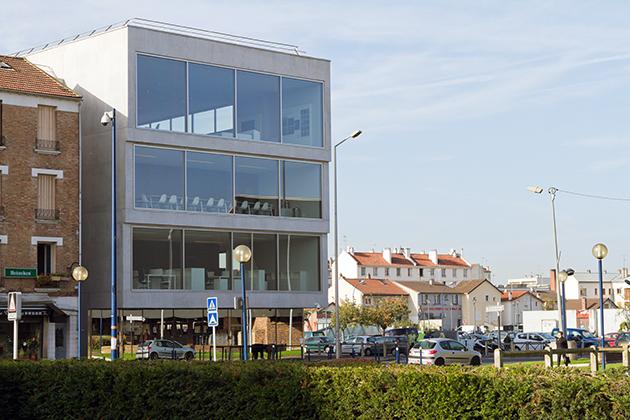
[207,311,219,327]
[7,292,22,321]
[207,297,217,312]
[486,304,504,313]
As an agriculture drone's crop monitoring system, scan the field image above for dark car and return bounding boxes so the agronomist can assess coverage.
[614,332,630,347]
[370,335,409,356]
[551,328,600,347]
[385,327,418,340]
[303,336,335,353]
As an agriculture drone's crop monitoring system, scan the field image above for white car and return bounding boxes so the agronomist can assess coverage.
[136,339,195,360]
[408,338,482,366]
[508,332,553,351]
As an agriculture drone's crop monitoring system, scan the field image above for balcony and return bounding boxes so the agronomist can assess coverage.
[35,208,59,221]
[35,138,60,154]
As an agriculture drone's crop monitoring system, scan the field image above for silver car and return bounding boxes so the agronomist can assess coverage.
[136,339,195,360]
[341,336,376,356]
[408,338,482,366]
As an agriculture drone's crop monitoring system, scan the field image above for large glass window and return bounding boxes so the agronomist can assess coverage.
[184,230,231,290]
[135,147,185,210]
[236,71,280,142]
[137,55,186,132]
[133,228,183,289]
[282,78,323,147]
[232,233,252,291]
[186,152,232,213]
[235,157,278,216]
[188,63,234,137]
[279,235,320,291]
[252,234,277,290]
[281,161,321,218]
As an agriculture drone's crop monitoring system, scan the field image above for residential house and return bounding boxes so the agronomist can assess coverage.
[501,291,544,329]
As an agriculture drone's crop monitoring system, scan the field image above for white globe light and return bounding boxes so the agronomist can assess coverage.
[234,245,252,263]
[72,265,89,282]
[592,243,608,260]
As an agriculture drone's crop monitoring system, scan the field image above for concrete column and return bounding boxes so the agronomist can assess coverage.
[46,321,56,360]
[67,314,78,358]
[544,348,553,368]
[622,344,629,368]
[567,340,577,361]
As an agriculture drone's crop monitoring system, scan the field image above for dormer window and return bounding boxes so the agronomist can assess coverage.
[0,61,13,70]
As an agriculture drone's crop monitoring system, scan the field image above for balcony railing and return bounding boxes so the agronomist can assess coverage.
[35,138,60,152]
[35,208,59,220]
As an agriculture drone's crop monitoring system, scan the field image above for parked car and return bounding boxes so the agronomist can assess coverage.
[303,336,335,353]
[614,332,630,347]
[509,332,552,351]
[136,339,195,360]
[341,335,376,356]
[369,335,409,356]
[385,327,418,341]
[408,338,482,366]
[551,328,600,347]
[604,332,620,347]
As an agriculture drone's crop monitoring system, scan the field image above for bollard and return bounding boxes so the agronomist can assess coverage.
[590,348,599,373]
[494,348,503,369]
[300,345,304,360]
[395,346,400,364]
[623,344,629,368]
[351,346,356,358]
[567,340,578,361]
[272,344,276,360]
[328,346,333,360]
[544,348,553,368]
[307,348,311,361]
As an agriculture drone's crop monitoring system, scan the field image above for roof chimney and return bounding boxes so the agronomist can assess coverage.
[346,246,354,255]
[550,269,557,292]
[428,250,438,265]
[402,247,411,258]
[581,297,587,310]
[383,248,392,264]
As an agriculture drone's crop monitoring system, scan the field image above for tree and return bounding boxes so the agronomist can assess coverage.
[362,298,410,335]
[330,300,362,337]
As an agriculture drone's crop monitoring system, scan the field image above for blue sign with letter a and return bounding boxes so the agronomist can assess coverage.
[207,311,219,327]
[207,297,218,312]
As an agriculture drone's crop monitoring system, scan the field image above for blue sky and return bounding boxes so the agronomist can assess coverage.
[2,1,630,282]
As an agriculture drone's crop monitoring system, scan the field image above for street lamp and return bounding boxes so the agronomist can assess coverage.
[234,244,252,361]
[333,129,362,359]
[101,109,118,360]
[528,185,565,334]
[558,268,574,336]
[592,243,608,369]
[69,263,88,358]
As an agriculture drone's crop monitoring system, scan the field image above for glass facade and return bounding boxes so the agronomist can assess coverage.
[235,156,278,216]
[188,63,234,136]
[282,77,323,147]
[137,55,186,132]
[281,161,321,218]
[134,145,321,219]
[186,152,232,213]
[132,227,320,291]
[132,228,183,289]
[136,55,323,147]
[135,147,185,210]
[236,71,280,142]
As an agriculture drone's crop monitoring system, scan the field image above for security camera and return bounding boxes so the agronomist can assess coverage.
[101,111,112,126]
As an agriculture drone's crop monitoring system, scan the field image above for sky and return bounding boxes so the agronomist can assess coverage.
[2,1,630,283]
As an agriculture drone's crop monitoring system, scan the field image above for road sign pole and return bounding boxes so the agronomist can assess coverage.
[13,319,18,360]
[212,325,217,362]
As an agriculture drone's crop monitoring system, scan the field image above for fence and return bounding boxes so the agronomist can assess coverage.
[300,342,409,364]
[494,345,630,372]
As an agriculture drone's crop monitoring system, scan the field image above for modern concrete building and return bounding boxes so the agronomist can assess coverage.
[22,19,330,355]
[0,55,81,359]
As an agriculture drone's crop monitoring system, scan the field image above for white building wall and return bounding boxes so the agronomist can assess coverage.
[523,308,623,334]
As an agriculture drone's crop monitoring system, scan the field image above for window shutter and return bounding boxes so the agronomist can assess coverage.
[38,105,56,141]
[38,175,56,210]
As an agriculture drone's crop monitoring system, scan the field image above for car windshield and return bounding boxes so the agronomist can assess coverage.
[540,333,554,340]
[581,331,596,338]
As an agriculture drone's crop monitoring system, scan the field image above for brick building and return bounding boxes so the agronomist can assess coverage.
[0,55,81,359]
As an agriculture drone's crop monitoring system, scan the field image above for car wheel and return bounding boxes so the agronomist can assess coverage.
[149,352,158,360]
[470,356,481,366]
[364,348,372,356]
[185,352,194,361]
[434,357,445,366]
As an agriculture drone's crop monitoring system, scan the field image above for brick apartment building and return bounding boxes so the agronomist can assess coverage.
[0,55,81,359]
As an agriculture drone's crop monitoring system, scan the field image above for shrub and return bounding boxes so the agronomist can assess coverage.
[0,361,629,419]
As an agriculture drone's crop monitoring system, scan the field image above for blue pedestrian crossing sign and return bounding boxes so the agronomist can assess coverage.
[207,311,219,327]
[207,296,219,327]
[207,297,218,312]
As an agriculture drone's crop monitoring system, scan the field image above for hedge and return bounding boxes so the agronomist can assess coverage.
[0,361,629,419]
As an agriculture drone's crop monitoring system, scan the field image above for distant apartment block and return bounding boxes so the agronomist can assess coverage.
[0,55,81,360]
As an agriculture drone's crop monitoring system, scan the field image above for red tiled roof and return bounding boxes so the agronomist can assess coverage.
[501,291,532,301]
[344,278,408,296]
[565,298,618,310]
[349,251,470,268]
[0,55,80,99]
[451,279,498,294]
